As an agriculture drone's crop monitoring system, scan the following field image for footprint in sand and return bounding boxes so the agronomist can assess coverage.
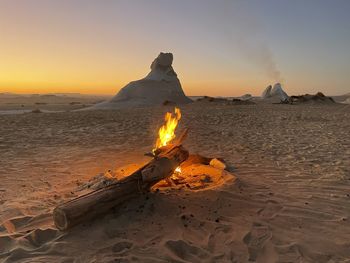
[257,200,283,220]
[112,241,133,254]
[165,239,210,262]
[243,223,278,262]
[0,215,33,234]
[0,235,15,254]
[24,228,58,247]
[0,230,57,263]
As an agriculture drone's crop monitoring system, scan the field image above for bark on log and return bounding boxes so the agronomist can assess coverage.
[53,145,189,231]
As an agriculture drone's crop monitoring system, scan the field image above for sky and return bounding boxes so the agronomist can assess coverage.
[0,0,349,96]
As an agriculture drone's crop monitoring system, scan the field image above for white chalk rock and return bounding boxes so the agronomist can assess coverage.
[261,83,289,102]
[271,83,289,101]
[240,94,253,101]
[342,97,350,104]
[92,52,192,109]
[262,85,272,99]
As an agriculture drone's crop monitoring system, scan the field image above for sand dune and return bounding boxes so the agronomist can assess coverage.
[1,103,349,262]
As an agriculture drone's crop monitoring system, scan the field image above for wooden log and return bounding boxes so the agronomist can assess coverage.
[181,154,212,168]
[53,145,189,231]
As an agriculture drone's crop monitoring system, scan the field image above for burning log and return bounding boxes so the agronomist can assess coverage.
[151,128,188,156]
[53,145,189,231]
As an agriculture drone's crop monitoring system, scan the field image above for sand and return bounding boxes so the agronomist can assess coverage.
[0,94,110,112]
[1,102,350,262]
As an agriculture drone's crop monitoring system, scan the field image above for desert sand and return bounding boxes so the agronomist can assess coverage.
[0,94,111,114]
[1,101,350,262]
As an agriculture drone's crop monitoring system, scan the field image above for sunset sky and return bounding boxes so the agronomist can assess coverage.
[0,0,349,96]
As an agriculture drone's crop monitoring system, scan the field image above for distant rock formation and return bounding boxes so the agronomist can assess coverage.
[196,96,228,103]
[231,98,255,105]
[196,96,255,105]
[342,97,350,104]
[261,83,289,102]
[240,94,253,101]
[330,92,350,103]
[261,85,272,99]
[91,52,192,109]
[289,92,335,104]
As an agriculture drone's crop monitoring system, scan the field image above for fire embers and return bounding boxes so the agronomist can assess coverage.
[152,156,235,192]
[150,108,236,191]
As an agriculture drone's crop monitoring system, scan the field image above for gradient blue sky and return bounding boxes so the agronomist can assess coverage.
[0,0,349,96]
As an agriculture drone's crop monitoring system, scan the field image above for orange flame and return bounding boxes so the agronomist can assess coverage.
[154,107,181,151]
[174,166,182,173]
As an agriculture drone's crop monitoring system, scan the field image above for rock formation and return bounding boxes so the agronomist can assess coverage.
[289,92,335,104]
[261,83,289,103]
[240,94,253,101]
[196,96,255,105]
[343,97,350,104]
[261,85,272,99]
[91,52,192,109]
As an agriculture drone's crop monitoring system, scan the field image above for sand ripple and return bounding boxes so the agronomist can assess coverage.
[0,104,349,262]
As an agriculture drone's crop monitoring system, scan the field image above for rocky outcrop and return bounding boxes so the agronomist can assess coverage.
[240,94,253,101]
[261,85,272,99]
[261,83,289,102]
[196,96,255,105]
[196,96,229,103]
[342,97,350,104]
[289,92,335,104]
[91,52,192,109]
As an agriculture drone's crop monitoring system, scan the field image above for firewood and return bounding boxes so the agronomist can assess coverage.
[209,158,226,170]
[181,154,212,167]
[53,145,189,231]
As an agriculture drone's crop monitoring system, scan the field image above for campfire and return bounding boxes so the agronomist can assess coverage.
[53,108,235,231]
[149,107,233,192]
[154,107,182,151]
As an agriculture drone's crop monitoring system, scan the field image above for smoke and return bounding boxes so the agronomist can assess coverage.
[236,38,283,83]
[219,0,284,83]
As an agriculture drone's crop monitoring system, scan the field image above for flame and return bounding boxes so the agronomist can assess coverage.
[154,107,181,151]
[170,166,182,179]
[175,166,182,173]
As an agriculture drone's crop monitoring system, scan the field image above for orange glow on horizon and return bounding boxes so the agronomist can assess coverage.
[0,82,264,97]
[1,1,350,97]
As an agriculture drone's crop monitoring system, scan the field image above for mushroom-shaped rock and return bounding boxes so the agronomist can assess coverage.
[91,52,192,109]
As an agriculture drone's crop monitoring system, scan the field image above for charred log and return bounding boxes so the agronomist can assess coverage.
[53,145,189,231]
